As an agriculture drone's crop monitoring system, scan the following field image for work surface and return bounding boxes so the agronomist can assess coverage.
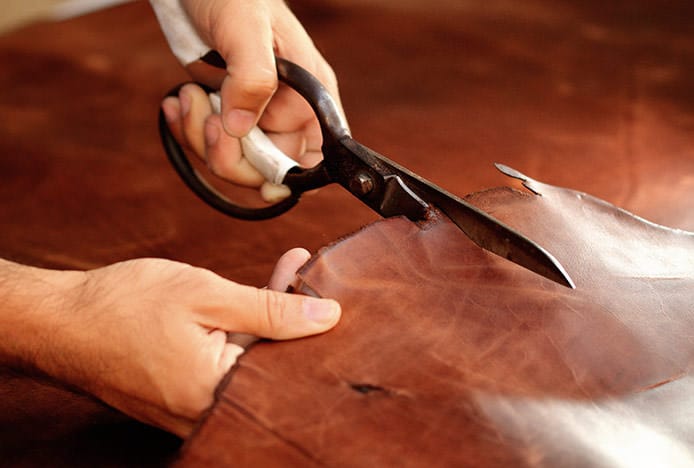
[0,0,692,465]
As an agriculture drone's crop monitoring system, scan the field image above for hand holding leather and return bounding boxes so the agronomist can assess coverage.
[0,250,340,438]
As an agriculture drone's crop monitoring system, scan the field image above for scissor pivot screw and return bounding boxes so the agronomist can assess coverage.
[350,172,374,196]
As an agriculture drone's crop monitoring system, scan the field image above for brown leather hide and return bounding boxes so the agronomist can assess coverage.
[178,170,694,467]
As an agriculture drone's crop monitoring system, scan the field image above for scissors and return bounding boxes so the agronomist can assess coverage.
[159,52,575,289]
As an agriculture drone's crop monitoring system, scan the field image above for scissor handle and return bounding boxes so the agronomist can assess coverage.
[159,56,349,220]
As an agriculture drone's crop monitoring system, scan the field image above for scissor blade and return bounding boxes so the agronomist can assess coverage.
[336,139,574,288]
[378,163,574,288]
[430,190,575,288]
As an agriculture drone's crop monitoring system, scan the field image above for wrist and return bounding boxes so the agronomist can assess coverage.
[0,259,86,378]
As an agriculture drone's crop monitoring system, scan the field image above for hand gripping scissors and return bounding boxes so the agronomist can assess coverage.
[158,52,575,288]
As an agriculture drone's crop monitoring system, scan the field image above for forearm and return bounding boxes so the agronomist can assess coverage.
[0,258,84,377]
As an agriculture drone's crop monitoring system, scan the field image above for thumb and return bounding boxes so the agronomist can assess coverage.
[212,4,277,137]
[230,285,341,340]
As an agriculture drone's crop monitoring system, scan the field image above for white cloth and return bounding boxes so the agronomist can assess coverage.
[149,0,209,65]
[51,0,133,20]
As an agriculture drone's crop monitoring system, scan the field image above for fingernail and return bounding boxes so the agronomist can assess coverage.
[224,108,256,137]
[303,298,340,325]
[205,121,220,147]
[179,89,191,117]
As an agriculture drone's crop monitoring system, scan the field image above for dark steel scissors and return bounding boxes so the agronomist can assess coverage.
[159,53,575,288]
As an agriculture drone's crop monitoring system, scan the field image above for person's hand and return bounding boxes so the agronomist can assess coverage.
[158,0,343,201]
[0,250,340,437]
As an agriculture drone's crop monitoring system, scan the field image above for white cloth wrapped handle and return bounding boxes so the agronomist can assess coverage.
[206,94,298,186]
[149,0,209,65]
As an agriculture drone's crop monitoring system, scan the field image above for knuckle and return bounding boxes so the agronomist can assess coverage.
[233,74,278,102]
[182,265,218,290]
[258,290,287,335]
[206,151,226,176]
[316,59,338,90]
[166,380,215,420]
[207,152,238,180]
[323,64,338,87]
